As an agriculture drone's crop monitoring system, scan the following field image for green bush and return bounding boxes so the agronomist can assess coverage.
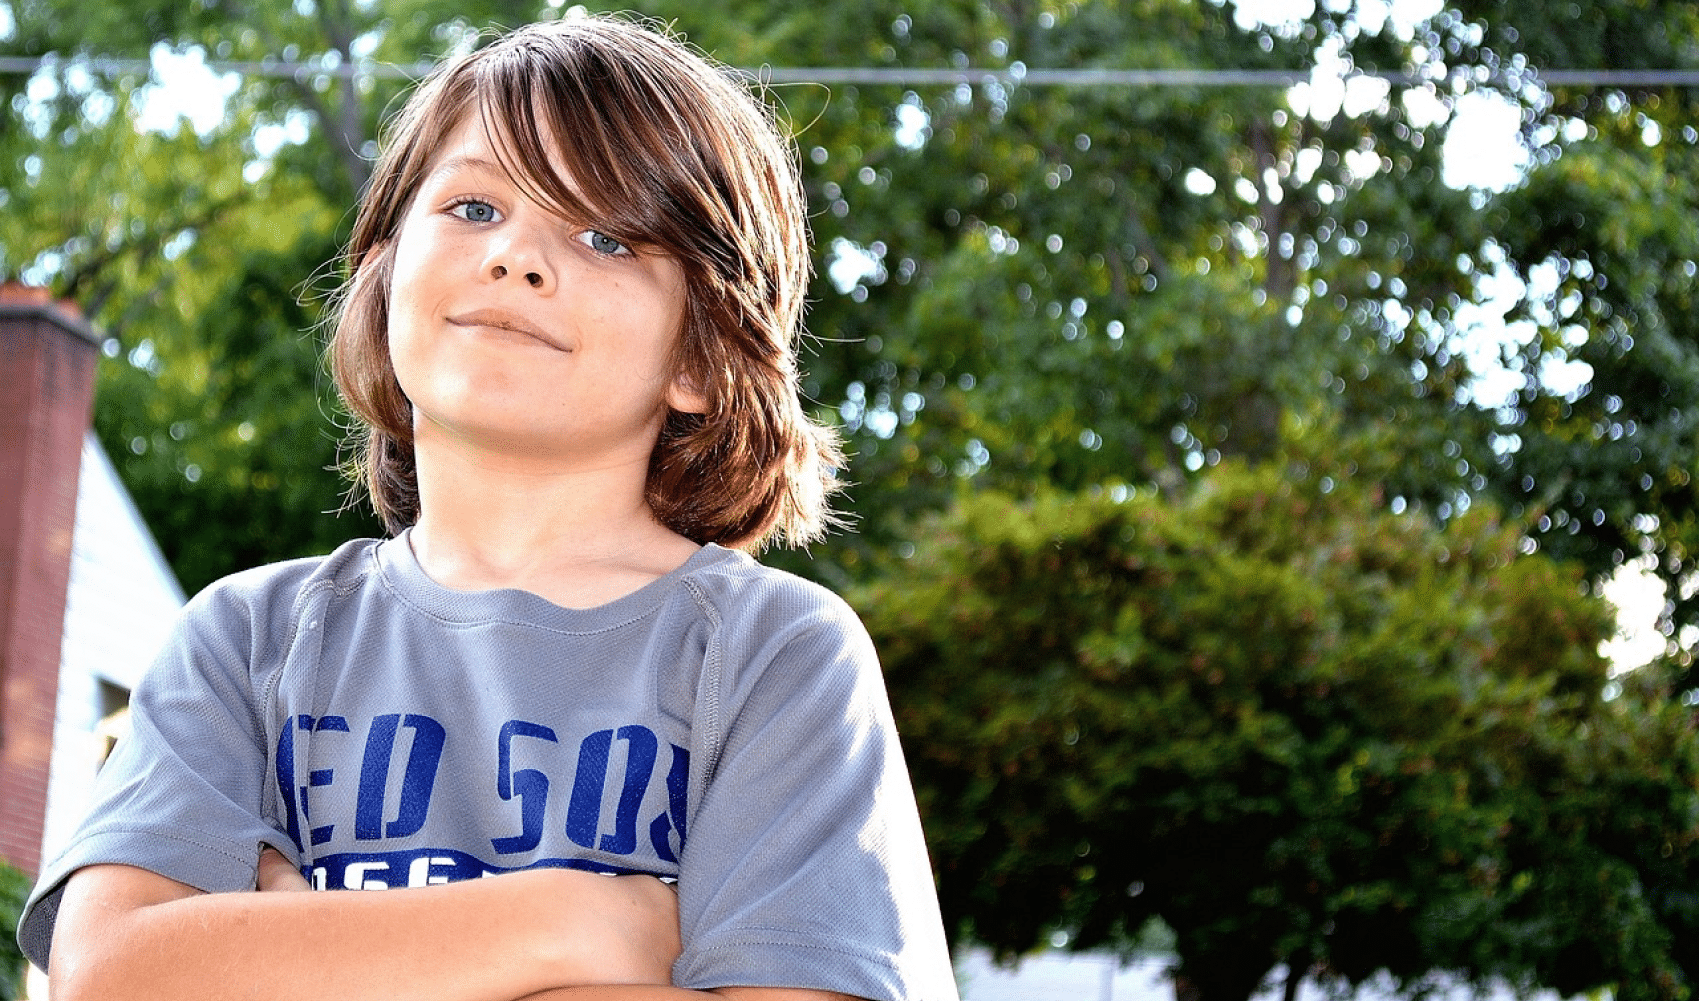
[856,452,1699,1000]
[0,861,30,1001]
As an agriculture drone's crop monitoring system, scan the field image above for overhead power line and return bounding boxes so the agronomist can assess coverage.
[1,54,1697,88]
[749,67,1699,88]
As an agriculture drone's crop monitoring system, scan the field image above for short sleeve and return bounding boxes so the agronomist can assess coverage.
[671,590,958,1001]
[17,585,288,970]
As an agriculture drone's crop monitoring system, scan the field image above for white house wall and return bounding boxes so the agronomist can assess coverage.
[42,432,184,867]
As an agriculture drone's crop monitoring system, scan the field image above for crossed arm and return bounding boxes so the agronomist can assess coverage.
[47,851,860,1001]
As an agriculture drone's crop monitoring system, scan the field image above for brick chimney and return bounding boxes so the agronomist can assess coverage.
[0,284,99,875]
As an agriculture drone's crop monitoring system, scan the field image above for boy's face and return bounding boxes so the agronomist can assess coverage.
[385,110,700,470]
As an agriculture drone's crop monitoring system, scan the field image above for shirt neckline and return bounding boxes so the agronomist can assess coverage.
[374,528,738,631]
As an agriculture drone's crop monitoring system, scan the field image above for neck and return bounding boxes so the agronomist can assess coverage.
[405,428,700,608]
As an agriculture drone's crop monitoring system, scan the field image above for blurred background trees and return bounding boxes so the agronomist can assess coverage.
[858,442,1699,999]
[4,0,1698,997]
[0,860,26,999]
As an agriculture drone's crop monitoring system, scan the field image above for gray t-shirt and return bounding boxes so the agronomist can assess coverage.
[19,533,959,1000]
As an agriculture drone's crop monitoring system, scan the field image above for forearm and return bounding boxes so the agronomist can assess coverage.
[519,988,860,1001]
[518,988,707,1000]
[50,864,673,1001]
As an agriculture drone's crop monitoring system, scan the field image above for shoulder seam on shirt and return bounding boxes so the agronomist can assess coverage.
[267,571,343,709]
[682,579,726,779]
[279,578,340,654]
[261,560,352,832]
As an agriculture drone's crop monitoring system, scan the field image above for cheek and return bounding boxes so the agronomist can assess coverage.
[387,242,427,313]
[385,232,440,352]
[633,271,689,350]
[385,211,443,307]
[385,283,430,394]
[601,275,685,357]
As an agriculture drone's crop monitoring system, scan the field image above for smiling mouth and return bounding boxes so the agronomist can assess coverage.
[446,310,566,350]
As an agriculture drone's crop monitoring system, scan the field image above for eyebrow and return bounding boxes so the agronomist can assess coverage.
[425,154,507,185]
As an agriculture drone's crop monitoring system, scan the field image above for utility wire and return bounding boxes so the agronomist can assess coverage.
[1,54,1698,88]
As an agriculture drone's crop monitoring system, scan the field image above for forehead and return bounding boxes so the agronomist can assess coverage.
[420,113,501,175]
[421,111,539,181]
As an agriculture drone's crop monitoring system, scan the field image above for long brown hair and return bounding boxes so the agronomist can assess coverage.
[329,14,842,549]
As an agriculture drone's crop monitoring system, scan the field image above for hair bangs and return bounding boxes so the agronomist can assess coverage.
[472,39,688,260]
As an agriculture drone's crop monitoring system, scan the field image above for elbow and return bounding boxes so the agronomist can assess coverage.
[49,938,145,1001]
[47,864,211,1001]
[49,955,101,1001]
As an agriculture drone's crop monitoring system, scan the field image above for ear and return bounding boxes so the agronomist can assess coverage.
[666,370,708,415]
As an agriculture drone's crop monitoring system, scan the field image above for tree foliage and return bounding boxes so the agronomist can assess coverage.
[855,441,1699,999]
[0,860,28,1000]
[657,0,1699,658]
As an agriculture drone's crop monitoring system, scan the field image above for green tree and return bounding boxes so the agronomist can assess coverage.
[854,437,1699,1000]
[643,0,1494,584]
[644,0,1699,643]
[0,861,28,1000]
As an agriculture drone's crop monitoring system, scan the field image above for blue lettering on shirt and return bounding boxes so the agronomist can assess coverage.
[308,715,350,846]
[493,720,558,855]
[308,848,672,890]
[274,714,690,881]
[355,714,445,840]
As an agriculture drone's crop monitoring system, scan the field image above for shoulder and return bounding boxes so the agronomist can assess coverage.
[194,536,382,604]
[676,548,884,724]
[173,537,386,656]
[678,548,876,687]
[679,547,866,642]
[193,536,381,602]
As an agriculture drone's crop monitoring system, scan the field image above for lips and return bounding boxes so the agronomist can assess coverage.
[446,309,566,351]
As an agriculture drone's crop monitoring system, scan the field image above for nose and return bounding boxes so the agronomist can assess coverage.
[489,264,545,288]
[481,229,556,293]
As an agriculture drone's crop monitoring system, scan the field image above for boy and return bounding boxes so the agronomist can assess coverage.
[19,15,958,1001]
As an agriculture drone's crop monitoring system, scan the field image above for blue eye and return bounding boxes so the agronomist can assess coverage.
[452,200,500,223]
[581,230,629,256]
